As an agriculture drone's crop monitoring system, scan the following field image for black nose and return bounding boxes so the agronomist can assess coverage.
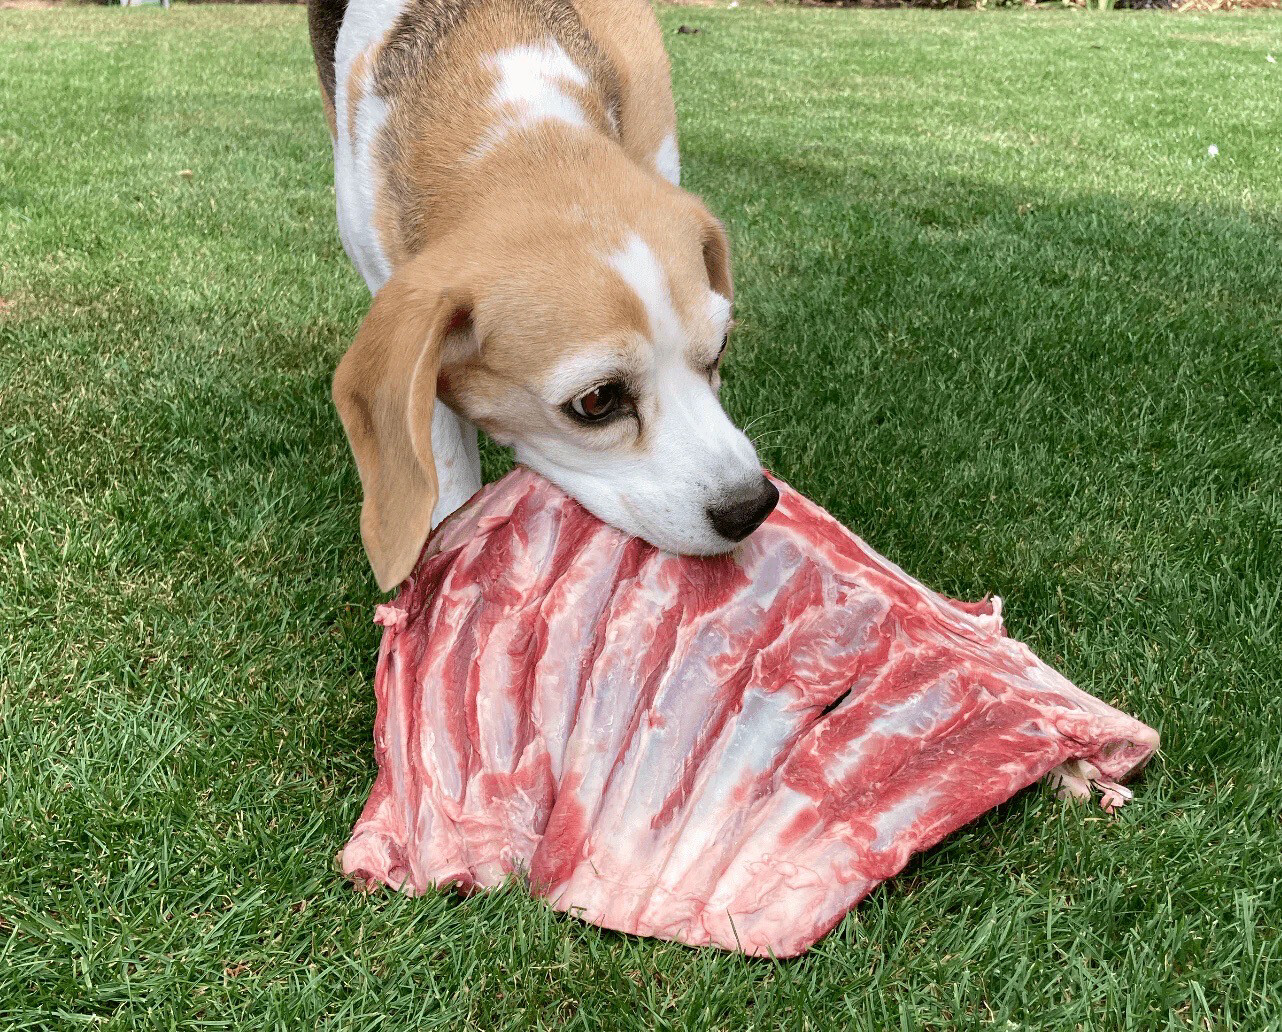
[706,477,779,543]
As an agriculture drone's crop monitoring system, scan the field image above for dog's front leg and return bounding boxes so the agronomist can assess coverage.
[428,399,482,529]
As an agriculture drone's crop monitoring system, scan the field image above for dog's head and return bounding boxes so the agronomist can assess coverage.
[334,193,775,590]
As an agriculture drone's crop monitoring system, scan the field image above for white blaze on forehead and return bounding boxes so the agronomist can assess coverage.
[542,243,729,407]
[473,42,590,157]
[606,234,684,348]
[654,133,681,186]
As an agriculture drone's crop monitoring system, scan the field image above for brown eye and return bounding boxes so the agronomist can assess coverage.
[707,333,729,376]
[568,382,625,423]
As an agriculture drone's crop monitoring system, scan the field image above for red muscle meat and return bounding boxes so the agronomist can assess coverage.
[341,468,1159,958]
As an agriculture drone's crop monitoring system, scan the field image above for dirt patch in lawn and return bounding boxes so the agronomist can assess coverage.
[798,0,1278,7]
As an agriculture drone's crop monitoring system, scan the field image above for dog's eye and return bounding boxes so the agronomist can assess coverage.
[706,332,729,376]
[567,382,626,424]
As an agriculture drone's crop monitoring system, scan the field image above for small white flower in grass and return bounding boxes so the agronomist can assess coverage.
[1207,144,1219,157]
[728,1,739,7]
[1268,54,1277,63]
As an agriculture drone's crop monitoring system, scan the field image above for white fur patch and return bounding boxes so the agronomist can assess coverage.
[334,0,404,75]
[707,291,732,330]
[473,42,591,158]
[334,90,393,292]
[429,400,483,527]
[606,234,684,348]
[332,0,407,291]
[654,133,681,186]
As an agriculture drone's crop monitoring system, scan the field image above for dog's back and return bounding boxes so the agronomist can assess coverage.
[306,0,676,176]
[306,0,679,289]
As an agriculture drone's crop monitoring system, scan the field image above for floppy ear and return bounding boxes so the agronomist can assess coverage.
[332,255,472,591]
[696,208,734,301]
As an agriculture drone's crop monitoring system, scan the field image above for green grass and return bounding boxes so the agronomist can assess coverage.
[2,3,1280,1027]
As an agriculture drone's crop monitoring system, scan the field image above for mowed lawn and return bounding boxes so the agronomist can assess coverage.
[2,3,1280,1028]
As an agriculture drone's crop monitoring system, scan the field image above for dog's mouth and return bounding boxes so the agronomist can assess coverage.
[608,478,778,557]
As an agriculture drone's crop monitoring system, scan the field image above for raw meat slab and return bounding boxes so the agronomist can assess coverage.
[341,468,1159,958]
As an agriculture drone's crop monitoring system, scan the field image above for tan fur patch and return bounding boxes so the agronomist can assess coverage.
[346,50,369,142]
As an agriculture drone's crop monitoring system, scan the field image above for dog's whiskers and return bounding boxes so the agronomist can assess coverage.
[740,408,786,439]
[750,429,793,447]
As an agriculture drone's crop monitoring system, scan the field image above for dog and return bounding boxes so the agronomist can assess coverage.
[307,0,778,590]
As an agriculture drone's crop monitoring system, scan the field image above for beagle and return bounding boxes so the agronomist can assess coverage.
[308,0,778,591]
